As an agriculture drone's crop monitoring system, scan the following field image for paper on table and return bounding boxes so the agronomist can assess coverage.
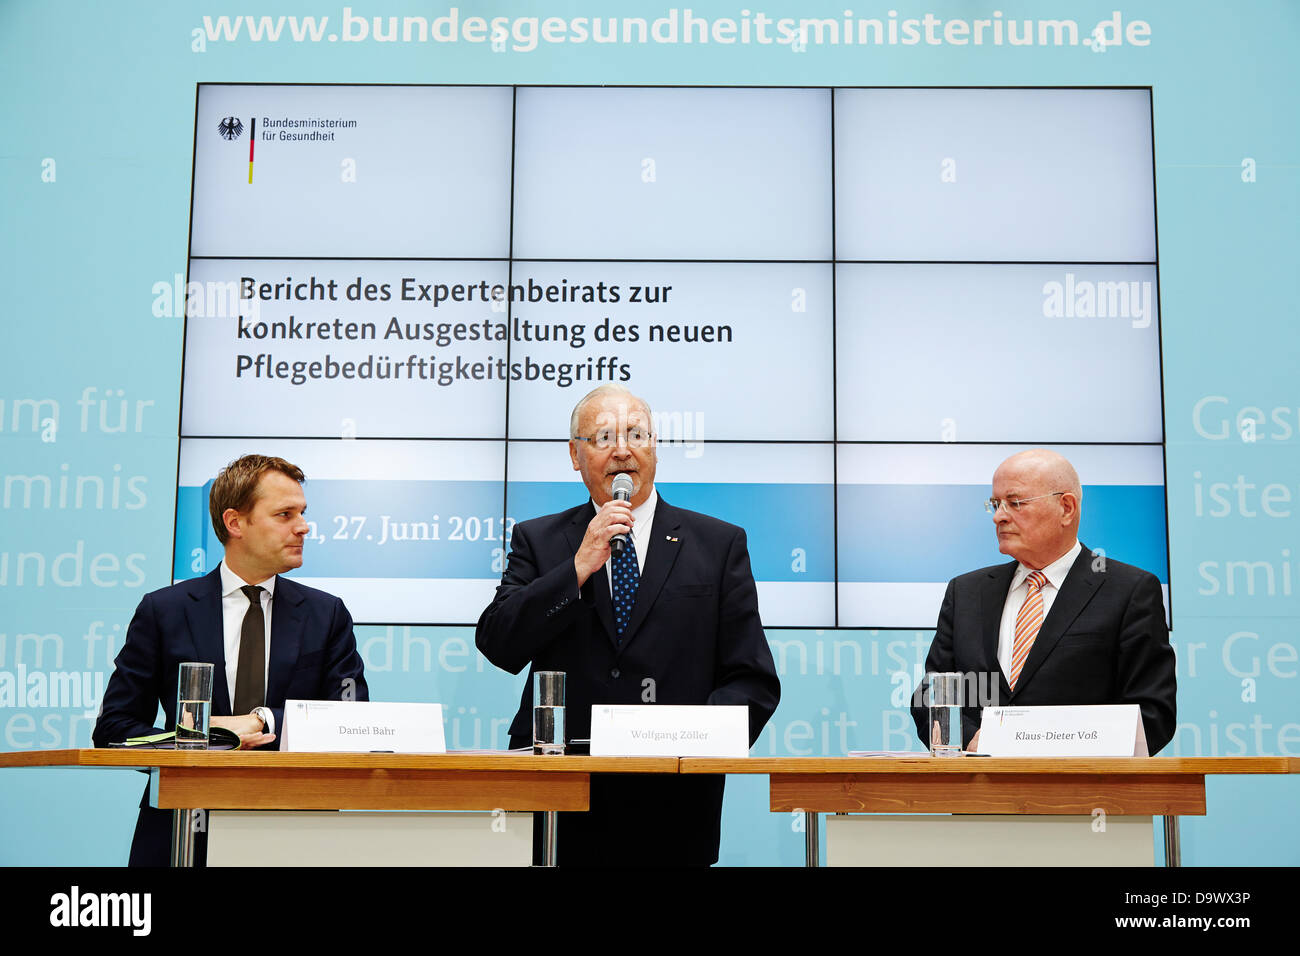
[847,750,931,757]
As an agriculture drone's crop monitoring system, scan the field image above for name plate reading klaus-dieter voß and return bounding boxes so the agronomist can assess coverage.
[281,700,447,753]
[590,705,749,757]
[977,704,1147,757]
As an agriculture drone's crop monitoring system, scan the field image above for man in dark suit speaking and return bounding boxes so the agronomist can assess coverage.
[911,449,1176,754]
[476,385,780,865]
[94,454,368,865]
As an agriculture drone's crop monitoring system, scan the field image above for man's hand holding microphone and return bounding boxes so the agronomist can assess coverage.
[574,473,636,587]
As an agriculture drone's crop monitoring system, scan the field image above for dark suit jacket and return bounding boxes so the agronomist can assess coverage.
[93,568,368,865]
[911,546,1176,754]
[475,495,781,865]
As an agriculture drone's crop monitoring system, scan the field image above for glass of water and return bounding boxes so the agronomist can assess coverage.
[926,672,965,757]
[175,662,214,750]
[533,671,565,755]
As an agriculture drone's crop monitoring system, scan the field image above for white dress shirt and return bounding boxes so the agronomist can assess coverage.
[219,560,274,713]
[600,487,657,593]
[996,540,1083,678]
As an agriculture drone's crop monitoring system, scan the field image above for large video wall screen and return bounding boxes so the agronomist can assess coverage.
[178,84,1165,627]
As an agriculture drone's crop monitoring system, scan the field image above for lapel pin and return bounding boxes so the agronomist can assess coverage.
[666,535,678,542]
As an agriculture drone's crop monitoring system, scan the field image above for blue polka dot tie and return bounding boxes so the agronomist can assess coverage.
[611,534,640,641]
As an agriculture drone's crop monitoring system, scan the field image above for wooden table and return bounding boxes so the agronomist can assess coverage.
[9,752,1296,865]
[680,756,1300,866]
[0,750,677,866]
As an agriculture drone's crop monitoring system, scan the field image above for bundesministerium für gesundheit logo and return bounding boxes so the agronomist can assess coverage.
[217,116,244,141]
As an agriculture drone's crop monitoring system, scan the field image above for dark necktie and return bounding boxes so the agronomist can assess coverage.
[611,535,640,642]
[232,585,265,714]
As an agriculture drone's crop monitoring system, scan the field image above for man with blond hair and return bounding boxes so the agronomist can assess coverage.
[95,454,368,865]
[911,449,1176,753]
[477,384,780,865]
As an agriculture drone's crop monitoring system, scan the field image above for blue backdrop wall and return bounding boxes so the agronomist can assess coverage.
[2,0,1297,865]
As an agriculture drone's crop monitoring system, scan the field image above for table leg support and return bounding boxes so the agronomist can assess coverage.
[170,809,196,868]
[541,810,558,867]
[1162,815,1181,867]
[804,811,820,867]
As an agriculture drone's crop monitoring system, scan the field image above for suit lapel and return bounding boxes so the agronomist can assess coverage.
[565,506,616,642]
[618,499,683,650]
[266,575,304,708]
[1014,547,1100,693]
[983,561,1016,701]
[184,569,230,715]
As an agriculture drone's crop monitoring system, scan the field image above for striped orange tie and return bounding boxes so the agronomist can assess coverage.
[1009,570,1049,691]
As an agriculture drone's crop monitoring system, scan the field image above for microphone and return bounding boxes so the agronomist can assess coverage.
[610,473,634,554]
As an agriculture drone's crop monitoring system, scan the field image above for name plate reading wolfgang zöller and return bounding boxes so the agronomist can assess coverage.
[281,700,446,753]
[590,705,749,757]
[977,704,1147,757]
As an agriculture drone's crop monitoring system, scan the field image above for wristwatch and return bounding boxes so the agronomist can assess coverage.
[251,706,275,736]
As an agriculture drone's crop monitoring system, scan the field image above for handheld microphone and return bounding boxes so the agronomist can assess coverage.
[610,473,634,554]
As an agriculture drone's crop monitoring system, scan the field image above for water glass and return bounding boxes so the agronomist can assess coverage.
[533,671,565,755]
[926,671,964,757]
[175,662,214,750]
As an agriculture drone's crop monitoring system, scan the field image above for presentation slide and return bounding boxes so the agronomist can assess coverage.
[178,84,1165,627]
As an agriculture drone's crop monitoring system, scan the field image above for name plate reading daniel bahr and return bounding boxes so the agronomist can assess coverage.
[281,700,447,753]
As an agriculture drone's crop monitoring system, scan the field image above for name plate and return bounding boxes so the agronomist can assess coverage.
[590,705,749,757]
[978,704,1147,757]
[281,700,446,753]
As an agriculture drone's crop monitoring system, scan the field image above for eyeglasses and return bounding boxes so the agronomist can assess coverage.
[572,426,653,450]
[984,492,1065,514]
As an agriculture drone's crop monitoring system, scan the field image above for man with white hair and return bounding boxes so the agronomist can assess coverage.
[911,449,1176,753]
[477,384,780,865]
